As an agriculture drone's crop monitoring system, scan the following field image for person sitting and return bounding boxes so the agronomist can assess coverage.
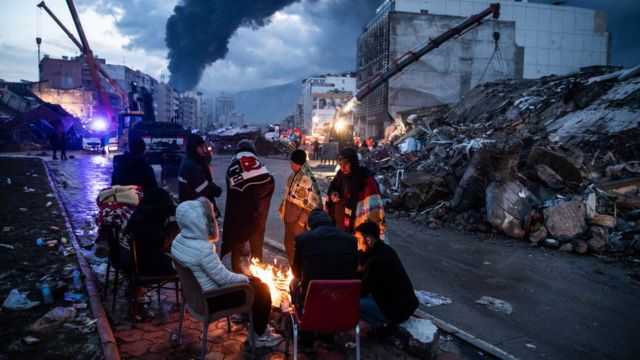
[125,187,179,276]
[170,198,282,348]
[111,138,158,190]
[291,208,358,351]
[355,221,418,340]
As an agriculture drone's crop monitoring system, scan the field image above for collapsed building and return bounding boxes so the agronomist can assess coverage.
[370,65,640,255]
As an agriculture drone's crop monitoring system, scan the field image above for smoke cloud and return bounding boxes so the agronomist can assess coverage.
[166,0,301,91]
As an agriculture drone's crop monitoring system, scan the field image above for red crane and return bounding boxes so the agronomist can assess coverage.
[37,0,129,123]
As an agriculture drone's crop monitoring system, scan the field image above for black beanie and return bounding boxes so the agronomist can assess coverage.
[290,149,306,165]
[338,147,358,167]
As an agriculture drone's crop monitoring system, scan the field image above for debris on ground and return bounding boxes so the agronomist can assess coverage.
[367,65,640,258]
[475,296,513,315]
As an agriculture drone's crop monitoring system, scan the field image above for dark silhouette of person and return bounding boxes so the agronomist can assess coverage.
[49,131,59,160]
[59,131,67,160]
[111,138,158,190]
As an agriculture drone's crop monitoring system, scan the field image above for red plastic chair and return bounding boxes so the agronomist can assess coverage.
[286,279,362,360]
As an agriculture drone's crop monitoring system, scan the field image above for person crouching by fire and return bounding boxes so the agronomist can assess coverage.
[355,221,418,340]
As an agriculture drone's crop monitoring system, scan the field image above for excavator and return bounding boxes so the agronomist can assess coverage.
[38,0,187,167]
[329,2,501,149]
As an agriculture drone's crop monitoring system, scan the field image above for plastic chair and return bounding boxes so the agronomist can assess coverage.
[168,254,256,360]
[127,234,180,328]
[102,224,131,310]
[286,279,362,360]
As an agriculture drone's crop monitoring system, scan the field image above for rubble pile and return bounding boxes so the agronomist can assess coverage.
[373,66,640,256]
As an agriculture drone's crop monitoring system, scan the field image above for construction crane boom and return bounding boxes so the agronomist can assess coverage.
[37,0,129,117]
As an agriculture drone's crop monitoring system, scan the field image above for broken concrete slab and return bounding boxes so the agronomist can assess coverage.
[543,200,587,241]
[486,181,539,239]
[572,239,589,254]
[583,186,617,227]
[529,225,548,244]
[531,163,564,189]
[528,146,582,183]
[398,317,439,359]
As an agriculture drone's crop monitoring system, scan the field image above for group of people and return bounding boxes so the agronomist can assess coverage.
[101,133,417,352]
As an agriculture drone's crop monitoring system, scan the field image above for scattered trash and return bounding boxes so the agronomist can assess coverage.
[41,282,53,305]
[2,289,41,310]
[46,193,55,198]
[72,268,82,290]
[49,225,60,231]
[60,237,68,244]
[74,229,84,236]
[19,208,28,212]
[475,296,513,315]
[64,292,87,303]
[31,306,76,333]
[2,226,14,232]
[35,238,45,247]
[22,187,35,192]
[45,201,53,208]
[414,290,453,307]
[6,177,12,185]
[21,336,40,345]
[0,243,15,250]
[526,342,537,349]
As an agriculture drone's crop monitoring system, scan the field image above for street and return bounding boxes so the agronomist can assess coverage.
[46,151,640,360]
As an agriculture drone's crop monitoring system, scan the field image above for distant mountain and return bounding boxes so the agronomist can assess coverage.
[232,80,301,126]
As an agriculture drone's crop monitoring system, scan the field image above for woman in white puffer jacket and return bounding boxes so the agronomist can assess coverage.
[171,198,282,348]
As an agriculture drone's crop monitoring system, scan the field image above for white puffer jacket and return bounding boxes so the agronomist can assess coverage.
[171,199,248,291]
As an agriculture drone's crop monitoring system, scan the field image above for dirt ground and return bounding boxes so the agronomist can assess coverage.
[0,157,101,359]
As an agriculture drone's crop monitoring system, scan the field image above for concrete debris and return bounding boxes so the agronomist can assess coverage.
[398,317,439,359]
[367,65,640,257]
[475,296,513,315]
[543,200,587,241]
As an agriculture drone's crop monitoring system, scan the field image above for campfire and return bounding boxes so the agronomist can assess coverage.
[249,258,293,309]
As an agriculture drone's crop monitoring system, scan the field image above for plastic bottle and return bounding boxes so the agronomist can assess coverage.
[42,283,53,305]
[72,268,82,290]
[35,238,45,246]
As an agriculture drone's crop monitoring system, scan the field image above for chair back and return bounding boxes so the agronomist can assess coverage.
[103,224,130,269]
[299,279,361,333]
[168,254,208,316]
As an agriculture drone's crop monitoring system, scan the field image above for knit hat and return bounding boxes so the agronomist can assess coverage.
[290,149,306,165]
[236,139,256,154]
[186,134,205,158]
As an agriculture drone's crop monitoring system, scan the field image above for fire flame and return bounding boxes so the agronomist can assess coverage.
[249,258,293,309]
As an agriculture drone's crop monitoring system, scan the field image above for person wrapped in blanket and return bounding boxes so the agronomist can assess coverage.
[221,140,275,274]
[95,185,143,258]
[278,149,322,264]
[326,147,388,243]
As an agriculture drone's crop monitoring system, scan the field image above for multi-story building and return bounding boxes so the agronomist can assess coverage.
[300,73,357,133]
[215,94,235,127]
[180,91,205,130]
[39,55,105,90]
[32,83,94,120]
[154,82,180,123]
[355,0,610,138]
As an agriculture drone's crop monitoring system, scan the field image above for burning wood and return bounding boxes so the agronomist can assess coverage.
[249,258,293,309]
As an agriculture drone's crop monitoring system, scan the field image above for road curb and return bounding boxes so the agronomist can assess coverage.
[43,159,121,360]
[263,235,285,254]
[414,309,519,360]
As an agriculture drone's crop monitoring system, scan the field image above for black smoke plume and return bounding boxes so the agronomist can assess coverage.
[166,0,300,91]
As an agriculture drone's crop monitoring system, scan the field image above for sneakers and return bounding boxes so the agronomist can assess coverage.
[254,326,283,348]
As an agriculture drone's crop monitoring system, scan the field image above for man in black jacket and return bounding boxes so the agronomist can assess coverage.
[291,208,358,311]
[291,208,358,351]
[111,138,157,190]
[178,134,222,205]
[355,221,418,340]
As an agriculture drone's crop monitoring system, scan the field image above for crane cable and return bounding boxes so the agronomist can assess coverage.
[478,30,507,83]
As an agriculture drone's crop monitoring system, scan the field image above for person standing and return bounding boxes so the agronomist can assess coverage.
[170,198,283,348]
[312,139,321,160]
[49,131,59,160]
[326,147,388,243]
[178,134,222,213]
[221,140,274,274]
[355,221,418,340]
[111,138,158,190]
[278,149,322,264]
[59,130,68,160]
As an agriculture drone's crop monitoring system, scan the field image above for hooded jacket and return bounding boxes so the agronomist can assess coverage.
[178,135,222,203]
[171,199,247,291]
[111,152,158,190]
[292,209,358,298]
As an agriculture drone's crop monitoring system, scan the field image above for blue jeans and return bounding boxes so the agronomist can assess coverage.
[360,296,389,328]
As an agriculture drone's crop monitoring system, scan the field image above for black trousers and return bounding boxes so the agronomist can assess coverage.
[207,277,272,335]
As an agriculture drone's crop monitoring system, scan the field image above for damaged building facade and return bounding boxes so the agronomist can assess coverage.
[355,0,610,138]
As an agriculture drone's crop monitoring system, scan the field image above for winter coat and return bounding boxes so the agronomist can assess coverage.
[111,153,158,190]
[178,141,222,204]
[278,162,322,226]
[292,209,358,299]
[360,240,418,324]
[171,199,247,292]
